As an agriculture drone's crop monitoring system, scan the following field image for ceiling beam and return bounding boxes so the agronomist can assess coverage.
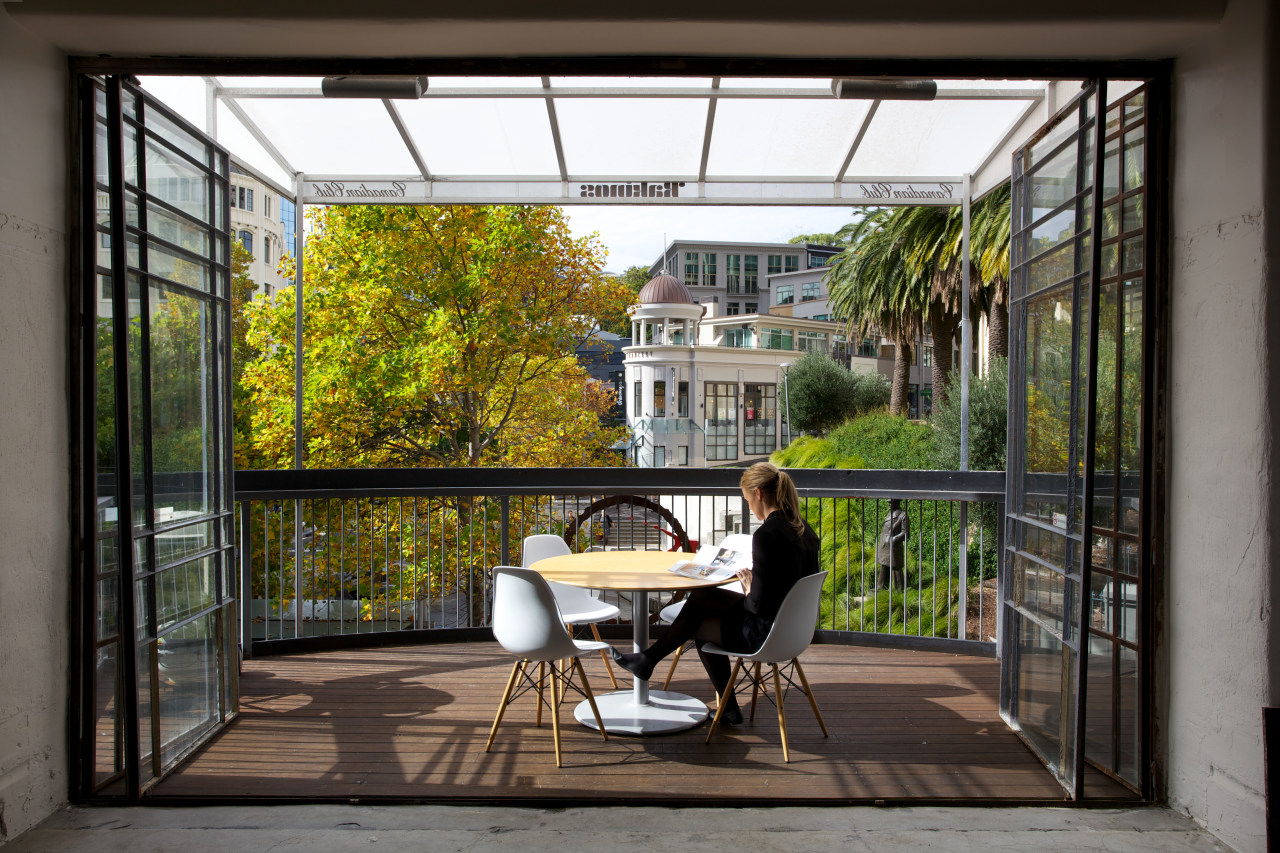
[542,75,568,183]
[698,78,720,183]
[382,99,433,182]
[834,99,880,183]
[215,85,1049,101]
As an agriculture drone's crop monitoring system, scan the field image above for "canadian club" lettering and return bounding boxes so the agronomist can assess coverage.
[309,180,409,199]
[580,181,686,199]
[857,182,955,200]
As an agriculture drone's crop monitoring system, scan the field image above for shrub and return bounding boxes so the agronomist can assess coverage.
[785,351,861,435]
[826,412,934,470]
[848,369,891,416]
[931,356,1008,471]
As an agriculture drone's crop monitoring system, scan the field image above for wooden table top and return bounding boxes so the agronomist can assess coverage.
[531,550,734,592]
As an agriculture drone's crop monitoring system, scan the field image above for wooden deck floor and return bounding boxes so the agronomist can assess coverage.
[154,642,1136,803]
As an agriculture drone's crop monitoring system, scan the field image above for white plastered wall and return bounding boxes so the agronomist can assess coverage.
[0,5,69,843]
[1164,0,1272,850]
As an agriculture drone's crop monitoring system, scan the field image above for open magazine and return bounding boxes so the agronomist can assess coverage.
[668,542,751,581]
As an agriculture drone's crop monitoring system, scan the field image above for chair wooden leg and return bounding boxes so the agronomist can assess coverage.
[772,663,790,763]
[550,661,563,768]
[589,622,619,688]
[705,658,742,743]
[749,661,762,721]
[574,657,608,743]
[486,659,525,753]
[792,657,828,737]
[535,661,546,727]
[662,643,686,690]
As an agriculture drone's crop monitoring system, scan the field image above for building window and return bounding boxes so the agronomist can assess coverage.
[246,188,254,212]
[725,254,740,293]
[785,255,799,273]
[725,326,753,348]
[744,255,759,293]
[238,230,252,254]
[678,445,689,465]
[264,236,272,265]
[634,380,642,417]
[634,445,642,466]
[760,327,794,350]
[798,330,828,354]
[776,285,794,305]
[808,252,830,267]
[654,380,666,418]
[727,303,739,316]
[746,302,758,314]
[677,381,689,418]
[922,345,933,367]
[654,446,666,468]
[701,252,717,285]
[801,281,820,301]
[743,383,777,455]
[684,252,698,287]
[262,282,272,298]
[859,336,878,357]
[768,254,783,275]
[705,382,739,462]
[264,195,272,218]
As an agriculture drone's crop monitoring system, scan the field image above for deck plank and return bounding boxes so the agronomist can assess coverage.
[153,642,1136,803]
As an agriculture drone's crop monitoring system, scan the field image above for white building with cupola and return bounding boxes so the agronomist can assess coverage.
[624,272,880,469]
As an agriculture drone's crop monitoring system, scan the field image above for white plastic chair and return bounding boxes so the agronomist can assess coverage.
[485,566,609,767]
[658,533,753,690]
[701,571,831,763]
[522,533,621,688]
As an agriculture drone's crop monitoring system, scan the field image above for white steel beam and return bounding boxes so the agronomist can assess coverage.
[698,78,719,184]
[834,99,880,184]
[382,98,433,183]
[542,76,568,183]
[213,85,298,178]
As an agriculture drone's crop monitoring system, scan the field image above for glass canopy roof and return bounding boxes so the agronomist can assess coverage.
[139,75,1071,206]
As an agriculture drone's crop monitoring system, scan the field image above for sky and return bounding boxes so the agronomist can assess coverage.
[561,205,858,274]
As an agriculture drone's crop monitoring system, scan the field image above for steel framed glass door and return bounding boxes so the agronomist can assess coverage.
[76,75,237,797]
[1003,79,1156,799]
[1002,83,1100,797]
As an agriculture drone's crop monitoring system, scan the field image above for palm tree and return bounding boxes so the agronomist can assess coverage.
[971,183,1011,361]
[827,209,926,417]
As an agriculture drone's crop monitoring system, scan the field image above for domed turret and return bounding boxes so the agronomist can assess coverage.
[637,273,693,305]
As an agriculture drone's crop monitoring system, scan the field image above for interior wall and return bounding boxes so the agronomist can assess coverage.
[1164,0,1272,850]
[0,5,70,843]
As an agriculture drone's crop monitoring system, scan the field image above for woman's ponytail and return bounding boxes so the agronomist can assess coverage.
[740,462,806,535]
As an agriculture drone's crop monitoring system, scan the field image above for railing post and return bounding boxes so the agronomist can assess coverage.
[996,498,1006,658]
[958,501,969,640]
[500,496,510,567]
[294,498,303,639]
[239,501,253,660]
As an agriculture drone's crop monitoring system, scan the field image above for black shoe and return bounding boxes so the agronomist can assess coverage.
[610,647,656,680]
[718,705,744,726]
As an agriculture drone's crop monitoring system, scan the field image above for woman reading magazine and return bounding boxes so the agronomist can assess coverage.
[612,462,820,724]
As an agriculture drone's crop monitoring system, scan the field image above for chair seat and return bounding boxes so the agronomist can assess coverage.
[557,600,621,624]
[573,639,611,653]
[658,601,683,623]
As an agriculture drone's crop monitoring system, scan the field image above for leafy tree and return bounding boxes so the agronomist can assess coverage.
[788,232,845,247]
[972,183,1011,361]
[932,356,1008,471]
[242,204,632,469]
[599,264,651,337]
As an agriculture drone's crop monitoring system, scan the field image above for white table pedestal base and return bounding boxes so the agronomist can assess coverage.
[574,690,709,736]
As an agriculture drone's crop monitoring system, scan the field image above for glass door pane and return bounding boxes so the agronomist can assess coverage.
[1002,84,1098,796]
[80,76,237,797]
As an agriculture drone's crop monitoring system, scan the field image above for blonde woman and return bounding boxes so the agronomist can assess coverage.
[612,462,819,724]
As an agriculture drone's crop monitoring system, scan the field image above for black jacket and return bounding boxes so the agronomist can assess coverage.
[737,510,820,649]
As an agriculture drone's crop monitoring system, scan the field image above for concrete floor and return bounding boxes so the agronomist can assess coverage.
[5,804,1233,852]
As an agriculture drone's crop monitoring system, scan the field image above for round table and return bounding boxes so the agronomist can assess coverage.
[531,549,733,736]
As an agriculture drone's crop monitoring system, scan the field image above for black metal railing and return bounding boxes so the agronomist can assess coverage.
[235,467,1004,656]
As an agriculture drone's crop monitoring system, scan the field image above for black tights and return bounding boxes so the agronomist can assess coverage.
[642,588,748,706]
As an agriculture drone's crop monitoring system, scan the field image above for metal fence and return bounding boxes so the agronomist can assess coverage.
[236,467,1004,656]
